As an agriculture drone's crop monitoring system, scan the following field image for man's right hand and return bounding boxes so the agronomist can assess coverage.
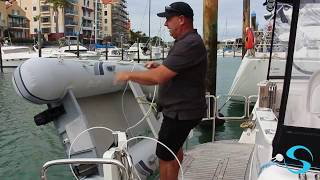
[144,61,160,69]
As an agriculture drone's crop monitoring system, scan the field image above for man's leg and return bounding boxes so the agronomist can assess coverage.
[156,116,201,180]
[159,148,183,180]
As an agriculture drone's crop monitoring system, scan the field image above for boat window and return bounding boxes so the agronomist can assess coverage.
[268,3,292,79]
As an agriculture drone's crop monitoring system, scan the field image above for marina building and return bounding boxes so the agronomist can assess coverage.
[14,0,129,44]
[0,0,30,39]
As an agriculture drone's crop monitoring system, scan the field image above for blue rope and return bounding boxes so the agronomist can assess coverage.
[259,160,276,175]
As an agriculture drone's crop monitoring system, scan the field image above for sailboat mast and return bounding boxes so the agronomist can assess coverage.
[225,17,228,39]
[148,0,151,39]
[149,0,151,59]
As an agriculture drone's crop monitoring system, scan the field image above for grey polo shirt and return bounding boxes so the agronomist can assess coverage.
[158,30,207,120]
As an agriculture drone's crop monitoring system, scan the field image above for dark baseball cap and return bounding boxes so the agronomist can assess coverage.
[157,2,194,19]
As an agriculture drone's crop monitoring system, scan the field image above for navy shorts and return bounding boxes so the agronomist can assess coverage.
[156,115,201,161]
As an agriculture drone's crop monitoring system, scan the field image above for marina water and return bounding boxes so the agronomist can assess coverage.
[0,56,242,179]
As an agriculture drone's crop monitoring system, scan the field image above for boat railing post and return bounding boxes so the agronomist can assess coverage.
[0,43,3,73]
[120,35,124,61]
[137,38,140,63]
[247,95,258,117]
[105,42,108,60]
[68,36,71,51]
[162,44,165,60]
[203,93,216,142]
[213,95,217,142]
[38,30,42,57]
[150,43,152,60]
[77,32,80,58]
[212,96,216,142]
[121,48,124,61]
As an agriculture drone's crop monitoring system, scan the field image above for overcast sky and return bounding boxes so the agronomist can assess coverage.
[127,0,268,41]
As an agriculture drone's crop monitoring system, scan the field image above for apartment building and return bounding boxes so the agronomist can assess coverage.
[101,2,112,39]
[78,0,129,45]
[81,0,94,41]
[0,2,8,37]
[18,0,95,42]
[12,0,129,44]
[0,1,30,39]
[111,0,129,44]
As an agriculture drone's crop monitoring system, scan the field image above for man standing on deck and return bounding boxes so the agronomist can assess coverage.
[114,2,207,179]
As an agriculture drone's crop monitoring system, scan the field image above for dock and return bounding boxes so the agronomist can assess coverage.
[181,141,254,180]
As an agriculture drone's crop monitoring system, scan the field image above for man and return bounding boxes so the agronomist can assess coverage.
[115,2,207,180]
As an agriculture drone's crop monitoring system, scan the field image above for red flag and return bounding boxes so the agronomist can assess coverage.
[102,0,112,4]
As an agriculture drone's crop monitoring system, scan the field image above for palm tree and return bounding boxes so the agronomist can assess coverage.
[47,0,70,37]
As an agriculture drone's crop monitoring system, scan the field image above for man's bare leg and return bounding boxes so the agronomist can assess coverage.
[159,148,184,180]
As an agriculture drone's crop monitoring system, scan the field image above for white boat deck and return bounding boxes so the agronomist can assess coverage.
[180,141,254,180]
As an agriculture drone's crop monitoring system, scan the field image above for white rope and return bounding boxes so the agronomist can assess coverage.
[121,62,137,136]
[125,85,157,133]
[121,136,185,180]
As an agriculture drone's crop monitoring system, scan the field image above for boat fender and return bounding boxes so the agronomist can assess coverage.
[245,27,255,49]
[34,105,65,126]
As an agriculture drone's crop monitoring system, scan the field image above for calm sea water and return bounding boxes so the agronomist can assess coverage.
[0,56,242,179]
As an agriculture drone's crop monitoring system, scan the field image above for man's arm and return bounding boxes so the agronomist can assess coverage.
[114,65,177,85]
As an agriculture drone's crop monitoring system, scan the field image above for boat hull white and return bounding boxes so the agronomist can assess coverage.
[228,54,320,98]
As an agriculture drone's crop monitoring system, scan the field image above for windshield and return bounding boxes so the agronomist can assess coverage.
[284,1,320,129]
[271,0,320,170]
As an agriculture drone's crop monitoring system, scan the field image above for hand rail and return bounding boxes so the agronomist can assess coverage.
[247,95,258,117]
[40,158,128,180]
[216,95,248,120]
[202,94,217,121]
[203,94,217,142]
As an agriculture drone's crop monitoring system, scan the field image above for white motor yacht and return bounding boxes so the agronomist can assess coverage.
[96,46,128,61]
[34,45,101,60]
[228,4,293,98]
[126,43,167,61]
[0,45,38,67]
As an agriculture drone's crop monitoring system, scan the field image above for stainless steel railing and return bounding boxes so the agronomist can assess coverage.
[40,158,129,180]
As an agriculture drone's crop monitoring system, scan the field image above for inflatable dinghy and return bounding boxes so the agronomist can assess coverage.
[12,58,161,180]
